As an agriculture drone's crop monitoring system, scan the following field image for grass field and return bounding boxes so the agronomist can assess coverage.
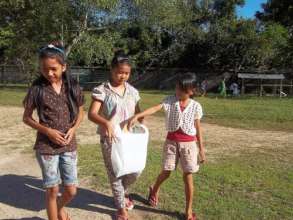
[1,88,293,131]
[78,142,293,220]
[0,87,293,219]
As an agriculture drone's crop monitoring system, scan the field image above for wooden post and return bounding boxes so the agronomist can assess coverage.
[241,78,245,95]
[0,66,4,84]
[2,65,5,86]
[260,79,263,97]
[77,69,80,83]
[290,80,293,95]
[280,79,283,98]
[273,80,277,95]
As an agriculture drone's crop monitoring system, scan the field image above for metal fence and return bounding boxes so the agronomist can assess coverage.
[0,65,110,90]
[0,65,292,96]
[0,65,28,84]
[0,65,206,90]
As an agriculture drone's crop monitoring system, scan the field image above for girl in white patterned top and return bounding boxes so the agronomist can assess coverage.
[128,73,206,220]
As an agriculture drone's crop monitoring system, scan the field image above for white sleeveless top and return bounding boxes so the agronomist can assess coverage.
[162,95,203,136]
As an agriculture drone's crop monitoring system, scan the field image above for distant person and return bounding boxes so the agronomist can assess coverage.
[128,73,206,220]
[201,79,208,96]
[219,77,227,97]
[230,82,240,96]
[23,42,85,220]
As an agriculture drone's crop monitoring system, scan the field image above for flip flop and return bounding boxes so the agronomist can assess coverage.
[147,186,159,207]
[125,196,134,210]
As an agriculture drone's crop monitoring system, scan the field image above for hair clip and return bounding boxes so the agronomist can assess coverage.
[40,44,65,55]
[117,56,129,62]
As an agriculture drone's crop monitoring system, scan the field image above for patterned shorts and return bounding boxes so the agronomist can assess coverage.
[36,151,78,188]
[162,140,199,173]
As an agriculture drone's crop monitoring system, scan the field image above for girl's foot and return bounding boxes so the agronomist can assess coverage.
[186,212,196,220]
[65,212,71,220]
[116,213,128,220]
[57,198,71,220]
[58,210,71,220]
[116,208,128,220]
[116,214,128,220]
[147,186,159,207]
[125,195,134,210]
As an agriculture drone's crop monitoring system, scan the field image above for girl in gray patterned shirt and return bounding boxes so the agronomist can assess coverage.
[88,50,143,220]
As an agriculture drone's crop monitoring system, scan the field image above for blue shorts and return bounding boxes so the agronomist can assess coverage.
[36,151,78,188]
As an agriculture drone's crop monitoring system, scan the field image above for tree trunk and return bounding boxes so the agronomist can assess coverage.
[65,12,88,56]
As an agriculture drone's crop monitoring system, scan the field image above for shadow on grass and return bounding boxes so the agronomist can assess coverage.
[0,175,181,220]
[129,193,183,219]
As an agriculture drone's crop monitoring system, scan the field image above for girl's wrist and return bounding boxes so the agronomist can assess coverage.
[44,127,52,135]
[134,115,140,120]
[103,120,111,127]
[138,116,144,123]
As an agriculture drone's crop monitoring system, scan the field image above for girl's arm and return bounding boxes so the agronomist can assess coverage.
[64,106,84,144]
[73,106,84,129]
[135,102,144,123]
[128,104,163,128]
[23,108,67,146]
[195,119,206,163]
[88,99,115,140]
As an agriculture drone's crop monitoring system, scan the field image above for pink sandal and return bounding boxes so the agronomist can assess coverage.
[125,196,134,210]
[147,186,159,207]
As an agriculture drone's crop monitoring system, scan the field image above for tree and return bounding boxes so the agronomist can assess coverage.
[256,0,293,67]
[0,0,123,78]
[0,0,291,83]
[0,0,148,66]
[256,0,293,32]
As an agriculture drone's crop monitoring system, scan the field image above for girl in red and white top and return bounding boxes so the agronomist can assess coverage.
[128,73,205,220]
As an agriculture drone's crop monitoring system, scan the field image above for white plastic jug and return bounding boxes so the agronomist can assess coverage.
[111,124,149,178]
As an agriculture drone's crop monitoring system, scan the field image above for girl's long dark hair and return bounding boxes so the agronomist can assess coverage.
[30,42,79,123]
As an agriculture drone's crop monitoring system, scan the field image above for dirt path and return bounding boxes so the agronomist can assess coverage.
[0,106,292,220]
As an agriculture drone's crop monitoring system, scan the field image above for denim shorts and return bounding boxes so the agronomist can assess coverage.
[36,151,78,188]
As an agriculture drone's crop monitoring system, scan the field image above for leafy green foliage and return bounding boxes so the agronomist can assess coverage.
[256,0,293,67]
[0,0,292,73]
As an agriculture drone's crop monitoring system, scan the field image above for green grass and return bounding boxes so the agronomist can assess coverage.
[4,87,291,219]
[1,88,293,131]
[78,142,293,220]
[196,96,293,131]
[0,88,27,106]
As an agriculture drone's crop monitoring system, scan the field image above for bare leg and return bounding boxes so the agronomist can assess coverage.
[183,172,194,219]
[46,186,59,220]
[57,185,77,219]
[152,170,171,196]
